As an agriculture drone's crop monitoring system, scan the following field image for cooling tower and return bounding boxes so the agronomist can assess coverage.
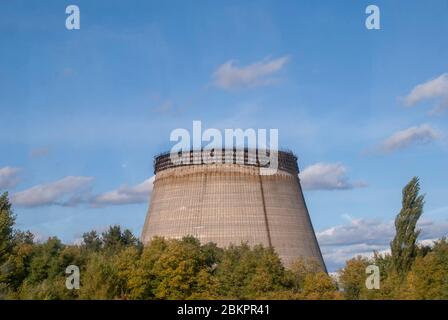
[141,149,326,270]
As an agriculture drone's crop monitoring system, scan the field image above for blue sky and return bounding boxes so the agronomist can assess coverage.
[1,0,447,271]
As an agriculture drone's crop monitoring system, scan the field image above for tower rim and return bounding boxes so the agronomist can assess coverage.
[153,148,299,175]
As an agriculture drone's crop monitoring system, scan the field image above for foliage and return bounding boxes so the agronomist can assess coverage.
[286,257,323,293]
[0,192,15,265]
[1,177,447,300]
[391,177,424,277]
[339,177,447,300]
[401,238,448,299]
[214,243,287,299]
[301,272,342,300]
[339,256,370,300]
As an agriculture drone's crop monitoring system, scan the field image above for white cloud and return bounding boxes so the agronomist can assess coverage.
[321,243,388,270]
[212,56,289,90]
[317,218,394,247]
[418,219,448,240]
[12,176,93,208]
[90,176,154,207]
[380,124,439,153]
[318,217,448,247]
[404,73,448,114]
[318,217,448,271]
[0,166,21,190]
[11,175,155,208]
[299,163,365,191]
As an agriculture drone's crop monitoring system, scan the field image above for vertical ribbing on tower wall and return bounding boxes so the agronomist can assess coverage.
[258,172,272,248]
[295,175,327,273]
[198,172,207,237]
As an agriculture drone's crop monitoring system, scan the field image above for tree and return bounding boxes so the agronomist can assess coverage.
[339,256,370,300]
[1,231,35,294]
[126,236,220,300]
[390,177,424,276]
[127,236,167,299]
[287,257,323,293]
[402,238,448,299]
[244,247,286,297]
[301,272,342,300]
[102,225,140,251]
[82,231,102,252]
[78,246,140,300]
[121,229,139,247]
[112,246,142,299]
[78,253,118,299]
[214,243,286,299]
[3,182,448,301]
[0,192,17,298]
[27,237,64,284]
[372,251,392,280]
[102,226,123,250]
[200,242,223,268]
[149,237,218,299]
[0,192,15,265]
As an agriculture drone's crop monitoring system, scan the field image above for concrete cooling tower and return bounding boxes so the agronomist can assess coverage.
[141,149,326,270]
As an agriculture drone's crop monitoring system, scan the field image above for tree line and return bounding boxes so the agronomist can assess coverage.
[0,177,447,299]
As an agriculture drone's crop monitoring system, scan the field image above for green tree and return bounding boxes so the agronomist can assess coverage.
[1,232,35,295]
[286,257,323,293]
[401,238,448,299]
[0,192,17,298]
[82,231,102,252]
[79,247,140,300]
[301,272,342,300]
[150,237,218,299]
[0,192,15,265]
[339,256,370,300]
[372,251,392,280]
[27,237,64,284]
[102,225,140,251]
[15,236,84,299]
[102,226,124,249]
[390,177,424,277]
[127,236,167,299]
[215,243,286,299]
[78,253,116,299]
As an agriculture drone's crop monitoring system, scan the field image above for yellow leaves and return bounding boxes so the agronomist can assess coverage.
[339,256,370,300]
[301,272,340,300]
[5,230,447,300]
[401,252,448,299]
